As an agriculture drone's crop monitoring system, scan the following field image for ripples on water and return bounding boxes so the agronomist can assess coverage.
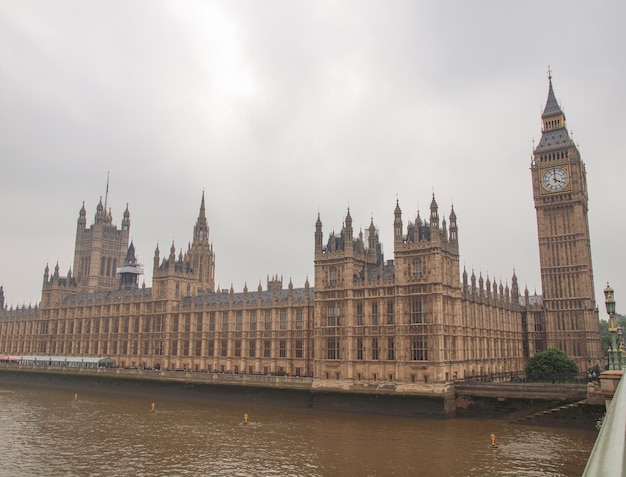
[0,384,596,477]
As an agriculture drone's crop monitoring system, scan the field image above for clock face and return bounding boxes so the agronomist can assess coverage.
[542,167,569,192]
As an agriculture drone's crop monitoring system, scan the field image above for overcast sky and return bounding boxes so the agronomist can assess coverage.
[1,1,624,316]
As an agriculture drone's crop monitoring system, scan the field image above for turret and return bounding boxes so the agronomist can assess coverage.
[193,191,209,244]
[154,244,160,271]
[122,203,130,231]
[368,218,377,259]
[315,213,323,253]
[344,209,353,251]
[429,194,439,233]
[393,199,403,244]
[449,206,458,242]
[78,202,87,229]
[511,270,519,300]
[95,197,105,224]
[118,241,143,290]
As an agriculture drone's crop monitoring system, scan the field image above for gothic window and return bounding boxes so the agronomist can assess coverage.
[221,312,229,332]
[371,302,379,325]
[356,338,363,360]
[356,303,364,326]
[410,298,427,324]
[249,312,257,331]
[208,340,214,357]
[411,259,424,279]
[295,339,303,358]
[327,337,340,360]
[329,267,339,286]
[279,339,286,358]
[372,338,379,360]
[388,338,395,360]
[209,313,216,332]
[410,336,428,361]
[295,309,303,330]
[235,340,241,357]
[280,311,287,330]
[263,340,271,357]
[236,312,243,331]
[387,301,394,324]
[249,340,256,358]
[220,339,228,356]
[327,303,340,327]
[264,311,272,331]
[171,340,178,356]
[172,315,179,332]
[195,340,202,356]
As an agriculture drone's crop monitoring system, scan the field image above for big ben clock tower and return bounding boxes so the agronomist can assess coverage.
[531,73,602,371]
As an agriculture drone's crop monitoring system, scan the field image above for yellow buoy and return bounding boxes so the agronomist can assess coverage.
[151,402,156,412]
[243,413,249,424]
[490,433,497,447]
[74,393,78,402]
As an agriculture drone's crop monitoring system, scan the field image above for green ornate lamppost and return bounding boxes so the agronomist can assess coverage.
[604,282,623,370]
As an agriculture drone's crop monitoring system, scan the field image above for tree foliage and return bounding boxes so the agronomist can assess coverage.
[599,314,626,355]
[525,348,579,382]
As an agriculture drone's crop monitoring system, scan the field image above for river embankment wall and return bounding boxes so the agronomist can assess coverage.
[0,365,595,421]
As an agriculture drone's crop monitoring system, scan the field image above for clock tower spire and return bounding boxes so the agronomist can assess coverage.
[531,72,601,371]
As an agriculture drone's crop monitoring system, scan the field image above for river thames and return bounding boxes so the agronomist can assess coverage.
[0,380,596,477]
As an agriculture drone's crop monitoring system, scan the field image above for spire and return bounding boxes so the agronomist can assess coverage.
[122,203,130,231]
[511,270,519,299]
[344,208,353,247]
[542,68,562,119]
[393,199,403,242]
[193,191,209,244]
[104,171,110,211]
[368,216,377,254]
[154,244,160,270]
[534,71,575,156]
[449,206,458,242]
[119,241,143,290]
[95,197,105,224]
[429,193,439,230]
[125,241,137,265]
[315,213,323,253]
[77,201,87,229]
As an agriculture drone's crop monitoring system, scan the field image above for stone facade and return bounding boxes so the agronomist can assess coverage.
[0,77,603,393]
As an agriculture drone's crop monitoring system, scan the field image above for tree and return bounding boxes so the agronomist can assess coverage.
[525,348,579,383]
[599,313,626,355]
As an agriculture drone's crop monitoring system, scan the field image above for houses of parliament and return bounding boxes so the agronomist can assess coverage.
[0,77,603,394]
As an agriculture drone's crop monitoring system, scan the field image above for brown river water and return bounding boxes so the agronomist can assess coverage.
[0,380,596,476]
